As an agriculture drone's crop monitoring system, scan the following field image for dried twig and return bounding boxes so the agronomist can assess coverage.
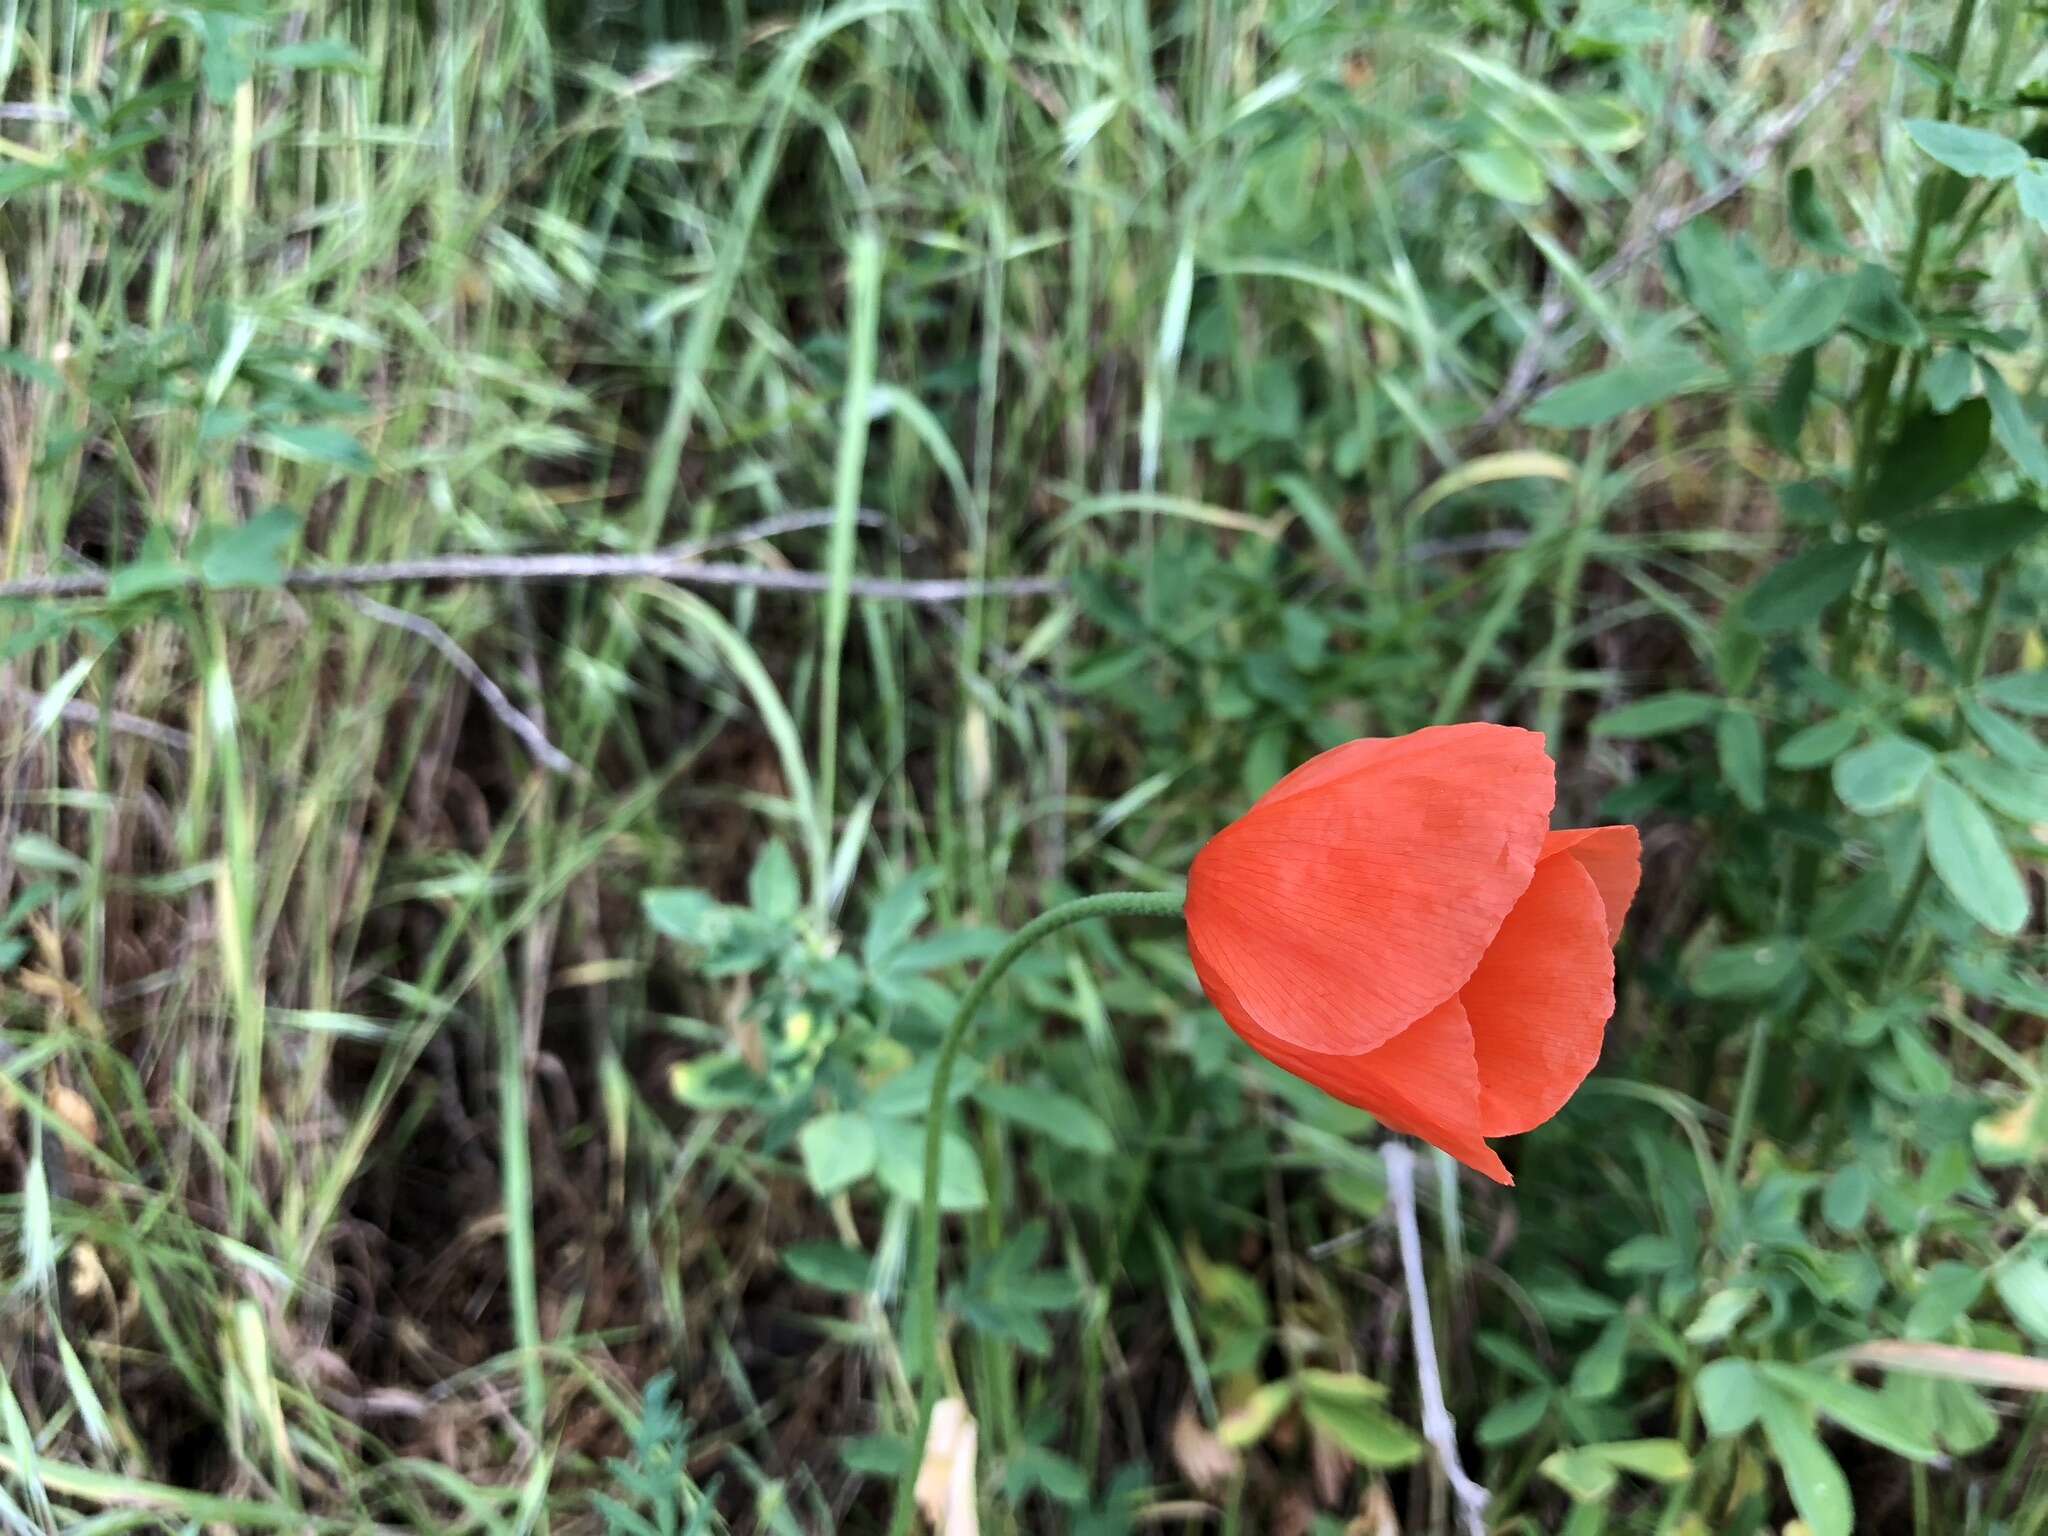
[0,684,194,753]
[0,552,1062,604]
[1479,0,1906,429]
[346,595,579,779]
[1383,1141,1489,1536]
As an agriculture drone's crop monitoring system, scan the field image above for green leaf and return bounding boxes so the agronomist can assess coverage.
[1592,692,1721,738]
[1924,349,1976,413]
[1787,166,1851,255]
[2018,167,2048,233]
[1587,1439,1692,1482]
[747,839,801,921]
[1947,754,2048,823]
[1696,1359,1764,1437]
[197,507,300,589]
[1692,938,1804,999]
[1873,400,1991,516]
[1980,362,2048,485]
[1570,1315,1630,1400]
[1525,346,1714,429]
[1456,143,1546,204]
[1832,734,1936,814]
[975,1081,1115,1155]
[1539,1448,1617,1503]
[1992,1257,2048,1343]
[1923,774,2028,936]
[1982,672,2048,715]
[1906,1260,1987,1339]
[0,349,62,388]
[1684,1286,1759,1344]
[1217,1380,1298,1449]
[1003,1446,1089,1505]
[262,423,374,472]
[1846,262,1924,347]
[1765,347,1817,451]
[873,1120,987,1212]
[1902,119,2029,179]
[862,875,932,969]
[107,558,191,603]
[1757,1390,1852,1536]
[1716,711,1766,811]
[1822,1163,1873,1232]
[1476,1388,1550,1447]
[798,1113,877,1198]
[783,1241,874,1293]
[1777,714,1862,769]
[1752,272,1854,356]
[1889,499,2044,565]
[1962,699,2048,771]
[1297,1391,1423,1468]
[1758,1363,1938,1461]
[1737,542,1867,632]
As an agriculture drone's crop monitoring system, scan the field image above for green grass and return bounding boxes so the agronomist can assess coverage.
[4,0,2047,1532]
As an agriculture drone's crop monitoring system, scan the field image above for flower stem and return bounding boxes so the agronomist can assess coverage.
[887,888,1186,1536]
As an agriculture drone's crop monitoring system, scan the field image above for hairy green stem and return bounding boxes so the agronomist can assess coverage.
[887,889,1187,1536]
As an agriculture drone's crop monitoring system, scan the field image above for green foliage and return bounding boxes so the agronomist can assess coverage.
[6,0,2045,1534]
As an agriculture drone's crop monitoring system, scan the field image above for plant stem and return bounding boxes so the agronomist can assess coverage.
[887,889,1186,1536]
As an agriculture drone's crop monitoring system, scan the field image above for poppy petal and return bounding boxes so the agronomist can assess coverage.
[1194,977,1511,1185]
[1460,853,1614,1138]
[1540,826,1641,945]
[1186,723,1554,1054]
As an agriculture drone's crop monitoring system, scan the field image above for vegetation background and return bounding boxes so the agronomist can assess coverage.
[2,0,2046,1532]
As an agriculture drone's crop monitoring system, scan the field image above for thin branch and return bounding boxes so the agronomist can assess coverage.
[0,684,193,753]
[346,595,579,780]
[1383,1141,1489,1536]
[0,552,1061,605]
[1479,0,1905,430]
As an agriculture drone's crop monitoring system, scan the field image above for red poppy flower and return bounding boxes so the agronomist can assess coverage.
[1185,724,1639,1184]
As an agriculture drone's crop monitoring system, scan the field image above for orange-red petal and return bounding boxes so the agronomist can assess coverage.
[1185,723,1554,1056]
[1460,853,1615,1138]
[1192,959,1512,1184]
[1539,826,1640,945]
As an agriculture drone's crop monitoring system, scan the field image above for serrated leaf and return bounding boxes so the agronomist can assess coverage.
[1903,119,2029,178]
[975,1081,1114,1155]
[798,1113,877,1198]
[1832,734,1936,814]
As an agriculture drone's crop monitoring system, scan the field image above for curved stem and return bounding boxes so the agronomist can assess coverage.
[887,889,1185,1535]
